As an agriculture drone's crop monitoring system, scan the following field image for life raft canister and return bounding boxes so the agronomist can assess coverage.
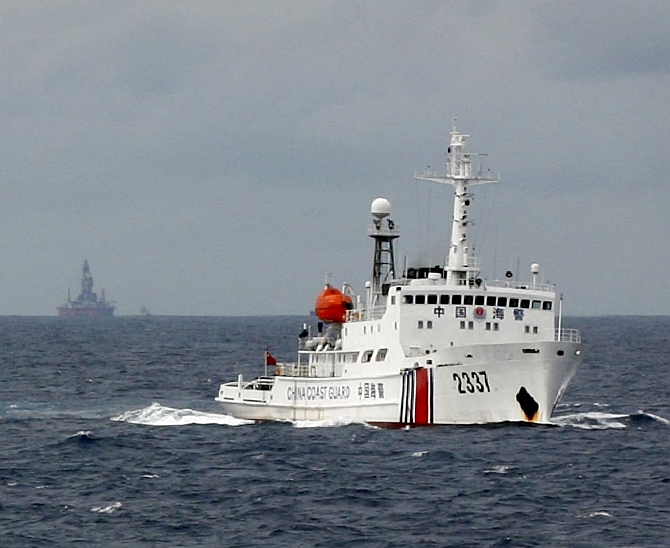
[314,285,353,323]
[474,306,486,319]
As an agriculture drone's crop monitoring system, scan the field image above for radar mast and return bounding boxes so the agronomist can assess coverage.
[368,197,399,304]
[415,119,498,286]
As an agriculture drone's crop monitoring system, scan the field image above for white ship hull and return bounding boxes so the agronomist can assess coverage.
[217,340,582,425]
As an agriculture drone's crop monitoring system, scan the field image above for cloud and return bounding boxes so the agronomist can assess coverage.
[532,1,670,79]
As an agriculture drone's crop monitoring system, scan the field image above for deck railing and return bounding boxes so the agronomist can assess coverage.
[278,363,310,377]
[487,280,555,292]
[555,328,581,343]
[278,361,345,378]
[346,305,385,322]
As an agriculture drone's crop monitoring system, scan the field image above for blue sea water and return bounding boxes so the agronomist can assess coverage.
[0,315,668,547]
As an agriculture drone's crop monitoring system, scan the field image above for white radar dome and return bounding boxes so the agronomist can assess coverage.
[530,263,540,275]
[371,197,391,219]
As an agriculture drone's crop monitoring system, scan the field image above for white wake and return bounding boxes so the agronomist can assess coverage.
[111,402,252,427]
[291,416,368,429]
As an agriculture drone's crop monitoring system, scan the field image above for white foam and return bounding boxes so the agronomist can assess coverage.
[111,402,253,427]
[91,502,122,514]
[68,430,93,439]
[551,411,628,430]
[577,510,612,518]
[411,450,429,458]
[484,465,512,474]
[291,416,366,429]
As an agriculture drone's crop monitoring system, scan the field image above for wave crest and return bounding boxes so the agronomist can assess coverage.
[90,502,122,514]
[552,409,669,430]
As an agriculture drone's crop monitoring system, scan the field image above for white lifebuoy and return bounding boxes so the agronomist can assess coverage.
[474,306,486,319]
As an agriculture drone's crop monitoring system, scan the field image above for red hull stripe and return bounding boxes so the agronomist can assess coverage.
[414,368,429,424]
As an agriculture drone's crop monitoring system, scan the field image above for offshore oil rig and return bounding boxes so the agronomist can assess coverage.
[58,261,115,318]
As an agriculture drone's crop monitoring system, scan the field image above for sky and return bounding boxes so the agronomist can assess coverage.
[1,1,669,316]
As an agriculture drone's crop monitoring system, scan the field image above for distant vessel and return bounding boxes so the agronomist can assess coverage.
[58,261,115,318]
[216,121,583,426]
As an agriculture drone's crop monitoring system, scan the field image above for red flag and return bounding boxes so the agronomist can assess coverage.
[265,351,277,366]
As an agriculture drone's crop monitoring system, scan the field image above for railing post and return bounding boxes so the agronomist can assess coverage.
[557,293,563,341]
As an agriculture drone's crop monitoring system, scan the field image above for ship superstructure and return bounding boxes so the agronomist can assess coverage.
[216,122,583,425]
[58,261,115,318]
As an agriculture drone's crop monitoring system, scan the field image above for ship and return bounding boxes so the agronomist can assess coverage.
[58,261,116,318]
[216,121,584,426]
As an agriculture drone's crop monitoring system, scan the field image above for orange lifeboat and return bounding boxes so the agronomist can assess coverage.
[314,285,353,323]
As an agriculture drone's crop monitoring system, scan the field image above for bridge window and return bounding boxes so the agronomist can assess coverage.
[543,301,552,310]
[464,295,474,305]
[520,299,530,309]
[497,297,508,307]
[475,295,485,305]
[532,300,541,309]
[509,298,519,307]
[415,295,426,304]
[404,295,414,304]
[440,294,450,304]
[427,294,438,304]
[452,295,462,305]
[376,348,388,361]
[486,296,496,306]
[362,350,373,363]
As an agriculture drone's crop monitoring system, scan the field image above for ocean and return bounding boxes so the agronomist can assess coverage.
[0,315,668,547]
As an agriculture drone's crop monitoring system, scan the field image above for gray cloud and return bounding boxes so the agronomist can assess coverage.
[533,1,670,79]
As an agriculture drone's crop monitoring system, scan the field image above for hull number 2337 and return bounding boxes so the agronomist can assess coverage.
[453,371,491,394]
